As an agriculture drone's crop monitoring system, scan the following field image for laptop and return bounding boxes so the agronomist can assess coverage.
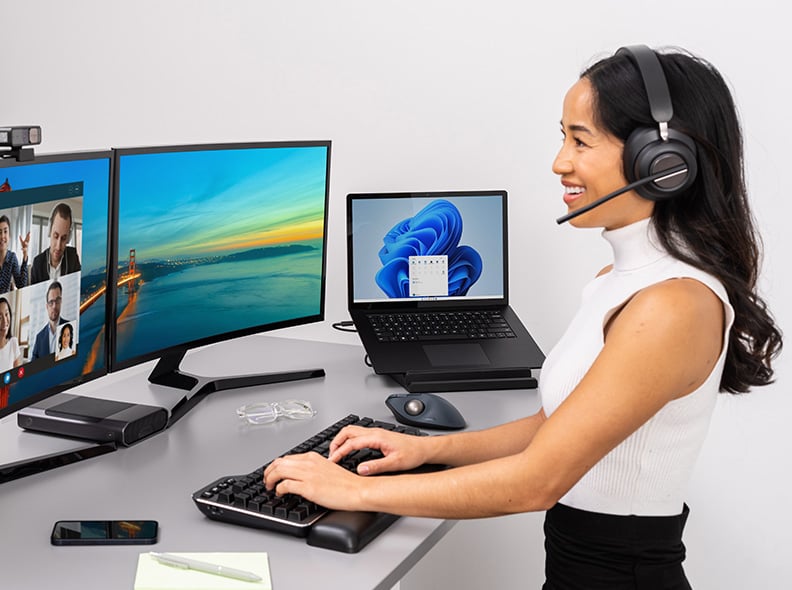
[347,190,545,392]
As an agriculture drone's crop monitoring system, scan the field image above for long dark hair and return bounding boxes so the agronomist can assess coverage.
[582,47,782,394]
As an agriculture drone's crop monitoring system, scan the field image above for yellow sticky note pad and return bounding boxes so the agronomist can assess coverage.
[134,552,272,590]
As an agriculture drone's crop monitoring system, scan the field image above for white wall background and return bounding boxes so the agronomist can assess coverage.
[4,1,789,587]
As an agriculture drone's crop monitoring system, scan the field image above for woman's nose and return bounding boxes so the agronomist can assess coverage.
[552,149,572,176]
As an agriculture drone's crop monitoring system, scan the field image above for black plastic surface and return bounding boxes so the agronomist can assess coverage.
[0,442,117,484]
[307,510,400,553]
[386,392,467,430]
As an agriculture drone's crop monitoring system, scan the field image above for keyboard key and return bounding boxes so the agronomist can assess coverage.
[370,310,515,342]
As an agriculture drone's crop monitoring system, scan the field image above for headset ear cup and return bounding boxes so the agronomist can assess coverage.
[623,127,698,201]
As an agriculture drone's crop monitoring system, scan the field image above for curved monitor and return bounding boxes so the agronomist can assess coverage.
[110,141,330,419]
[0,150,112,422]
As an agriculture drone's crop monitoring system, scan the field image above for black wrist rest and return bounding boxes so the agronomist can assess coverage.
[306,510,400,553]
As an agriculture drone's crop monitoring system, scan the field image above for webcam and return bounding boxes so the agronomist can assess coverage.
[1,125,42,162]
[0,126,42,147]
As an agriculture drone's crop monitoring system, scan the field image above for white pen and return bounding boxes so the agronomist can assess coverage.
[149,552,262,583]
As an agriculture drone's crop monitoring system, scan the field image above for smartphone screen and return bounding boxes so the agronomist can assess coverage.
[51,520,159,545]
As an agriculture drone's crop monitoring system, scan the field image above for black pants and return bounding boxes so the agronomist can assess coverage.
[543,503,692,590]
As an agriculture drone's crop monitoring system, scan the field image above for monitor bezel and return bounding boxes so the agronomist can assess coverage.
[108,139,332,374]
[0,149,114,420]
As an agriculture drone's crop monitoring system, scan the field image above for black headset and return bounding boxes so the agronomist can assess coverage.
[617,45,698,201]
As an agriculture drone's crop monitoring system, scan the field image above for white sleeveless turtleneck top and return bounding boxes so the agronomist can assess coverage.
[539,218,734,516]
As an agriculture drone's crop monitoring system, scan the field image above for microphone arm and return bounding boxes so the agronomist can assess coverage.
[555,164,688,225]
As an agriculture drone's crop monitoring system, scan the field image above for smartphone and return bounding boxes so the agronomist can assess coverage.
[50,520,159,546]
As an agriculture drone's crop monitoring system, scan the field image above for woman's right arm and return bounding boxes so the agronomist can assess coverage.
[329,409,547,475]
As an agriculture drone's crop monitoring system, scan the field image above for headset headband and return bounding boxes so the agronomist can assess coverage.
[617,45,673,140]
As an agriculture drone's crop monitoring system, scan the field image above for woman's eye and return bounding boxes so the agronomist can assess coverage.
[560,130,587,148]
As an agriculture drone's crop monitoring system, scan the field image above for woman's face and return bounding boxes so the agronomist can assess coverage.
[0,302,10,335]
[61,327,70,347]
[0,221,9,252]
[552,78,653,229]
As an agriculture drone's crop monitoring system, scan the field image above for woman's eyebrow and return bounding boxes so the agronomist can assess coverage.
[566,123,594,135]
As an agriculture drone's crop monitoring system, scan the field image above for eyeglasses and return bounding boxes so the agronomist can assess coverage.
[47,296,63,307]
[236,400,316,425]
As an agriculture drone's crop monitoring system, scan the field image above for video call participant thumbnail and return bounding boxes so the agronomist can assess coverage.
[30,202,81,285]
[31,281,71,360]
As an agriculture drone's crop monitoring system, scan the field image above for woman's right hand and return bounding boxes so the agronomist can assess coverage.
[328,425,433,476]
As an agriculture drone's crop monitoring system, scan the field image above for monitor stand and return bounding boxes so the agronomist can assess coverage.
[0,440,117,485]
[1,350,325,484]
[149,349,325,427]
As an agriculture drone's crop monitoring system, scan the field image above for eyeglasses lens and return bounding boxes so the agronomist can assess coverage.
[236,400,315,425]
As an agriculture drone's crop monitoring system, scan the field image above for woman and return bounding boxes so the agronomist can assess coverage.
[0,297,22,372]
[0,214,29,294]
[56,323,75,361]
[263,46,782,589]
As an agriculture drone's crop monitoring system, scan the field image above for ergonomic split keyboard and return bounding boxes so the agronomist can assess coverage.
[368,310,516,342]
[192,414,442,553]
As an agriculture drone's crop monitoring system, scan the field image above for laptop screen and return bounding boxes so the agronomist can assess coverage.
[347,191,508,306]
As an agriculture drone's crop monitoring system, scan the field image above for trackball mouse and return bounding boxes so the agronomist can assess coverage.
[385,393,466,430]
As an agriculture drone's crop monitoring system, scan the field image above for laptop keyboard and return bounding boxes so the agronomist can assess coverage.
[368,310,516,342]
[192,414,443,552]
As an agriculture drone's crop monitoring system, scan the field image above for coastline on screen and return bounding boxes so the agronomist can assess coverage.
[111,141,331,370]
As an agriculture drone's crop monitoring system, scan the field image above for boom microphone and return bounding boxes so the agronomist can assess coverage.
[555,164,688,224]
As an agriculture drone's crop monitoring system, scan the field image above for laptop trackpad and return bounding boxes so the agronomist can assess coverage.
[423,344,490,367]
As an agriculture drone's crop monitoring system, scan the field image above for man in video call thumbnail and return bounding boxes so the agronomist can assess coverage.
[31,281,71,360]
[30,202,81,285]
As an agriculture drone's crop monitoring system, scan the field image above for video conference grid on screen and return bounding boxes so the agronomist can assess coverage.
[0,153,111,416]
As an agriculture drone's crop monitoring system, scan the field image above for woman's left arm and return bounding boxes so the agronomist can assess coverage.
[265,278,725,518]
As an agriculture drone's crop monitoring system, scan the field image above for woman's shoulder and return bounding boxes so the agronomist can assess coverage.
[635,276,722,314]
[603,277,726,397]
[0,336,19,350]
[615,277,725,345]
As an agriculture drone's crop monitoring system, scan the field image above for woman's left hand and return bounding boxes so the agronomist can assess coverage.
[263,452,366,511]
[19,232,30,258]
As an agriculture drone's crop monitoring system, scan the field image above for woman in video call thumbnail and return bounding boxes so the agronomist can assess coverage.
[56,322,76,361]
[0,296,23,372]
[0,213,30,294]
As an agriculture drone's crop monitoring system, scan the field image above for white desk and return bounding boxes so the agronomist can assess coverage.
[0,334,540,589]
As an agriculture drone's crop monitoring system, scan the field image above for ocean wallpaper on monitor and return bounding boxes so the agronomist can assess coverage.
[114,144,328,365]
